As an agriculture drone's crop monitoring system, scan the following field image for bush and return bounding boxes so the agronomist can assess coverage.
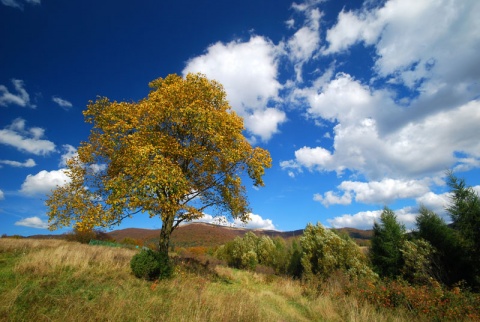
[130,249,172,280]
[300,223,376,281]
[64,228,114,244]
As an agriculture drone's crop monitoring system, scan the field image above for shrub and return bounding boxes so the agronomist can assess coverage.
[400,239,437,285]
[300,223,376,281]
[130,249,172,280]
[65,228,114,244]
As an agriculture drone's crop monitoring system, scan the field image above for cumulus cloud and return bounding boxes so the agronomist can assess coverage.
[315,178,431,207]
[0,118,56,155]
[0,79,35,108]
[235,213,276,230]
[328,209,381,230]
[59,144,77,167]
[14,216,48,229]
[328,206,417,230]
[323,0,480,109]
[20,169,70,196]
[191,212,276,230]
[52,96,73,110]
[183,36,286,142]
[243,108,287,142]
[283,97,480,180]
[283,0,480,183]
[415,191,451,219]
[0,158,36,168]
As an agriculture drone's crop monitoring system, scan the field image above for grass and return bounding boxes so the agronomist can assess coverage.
[0,238,473,321]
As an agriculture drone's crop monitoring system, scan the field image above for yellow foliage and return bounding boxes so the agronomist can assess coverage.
[46,73,271,249]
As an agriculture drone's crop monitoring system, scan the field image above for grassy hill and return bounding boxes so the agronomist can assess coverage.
[0,238,406,321]
[2,237,478,321]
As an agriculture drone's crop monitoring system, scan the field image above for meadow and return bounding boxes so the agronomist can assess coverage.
[2,238,479,321]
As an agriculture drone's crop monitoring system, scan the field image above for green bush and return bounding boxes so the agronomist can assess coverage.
[130,249,172,280]
[300,223,376,281]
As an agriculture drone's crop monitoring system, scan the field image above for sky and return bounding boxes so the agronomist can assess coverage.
[1,0,480,236]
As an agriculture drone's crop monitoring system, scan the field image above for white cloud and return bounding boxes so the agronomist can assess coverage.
[328,206,417,230]
[0,158,36,168]
[324,0,480,94]
[314,190,352,207]
[283,0,480,182]
[298,73,390,126]
[52,96,73,109]
[287,8,322,81]
[328,209,381,230]
[294,146,334,170]
[416,191,451,218]
[234,213,276,230]
[283,97,480,180]
[316,179,429,207]
[316,178,431,207]
[243,108,286,142]
[59,144,77,167]
[0,189,4,200]
[191,212,275,230]
[0,79,35,108]
[474,185,480,196]
[20,169,70,196]
[183,36,286,142]
[0,118,56,156]
[15,216,48,229]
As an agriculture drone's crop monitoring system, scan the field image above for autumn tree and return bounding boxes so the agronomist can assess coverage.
[46,73,272,260]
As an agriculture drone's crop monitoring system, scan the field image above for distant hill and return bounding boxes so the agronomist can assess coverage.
[19,222,372,247]
[107,222,371,247]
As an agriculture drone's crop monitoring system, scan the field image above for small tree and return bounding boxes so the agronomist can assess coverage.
[46,73,271,263]
[415,206,466,285]
[300,223,375,281]
[400,239,436,285]
[370,207,405,278]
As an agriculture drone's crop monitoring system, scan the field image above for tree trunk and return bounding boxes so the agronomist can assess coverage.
[158,212,175,258]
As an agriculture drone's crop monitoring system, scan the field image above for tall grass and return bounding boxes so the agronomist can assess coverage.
[0,238,462,321]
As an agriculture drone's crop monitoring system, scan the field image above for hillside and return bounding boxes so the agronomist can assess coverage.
[107,222,370,247]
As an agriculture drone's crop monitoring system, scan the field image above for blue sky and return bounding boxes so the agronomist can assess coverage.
[1,0,480,236]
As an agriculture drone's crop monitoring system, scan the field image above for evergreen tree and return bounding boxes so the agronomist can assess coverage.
[446,172,480,288]
[370,207,405,278]
[415,206,466,285]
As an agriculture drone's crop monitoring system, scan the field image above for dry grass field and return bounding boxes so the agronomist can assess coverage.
[1,238,477,321]
[0,238,407,322]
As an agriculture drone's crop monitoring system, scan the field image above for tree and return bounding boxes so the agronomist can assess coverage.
[446,172,480,254]
[370,207,405,278]
[445,172,480,287]
[415,206,466,285]
[300,223,375,281]
[400,238,436,285]
[46,73,272,260]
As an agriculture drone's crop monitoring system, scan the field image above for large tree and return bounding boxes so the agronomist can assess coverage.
[46,73,272,257]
